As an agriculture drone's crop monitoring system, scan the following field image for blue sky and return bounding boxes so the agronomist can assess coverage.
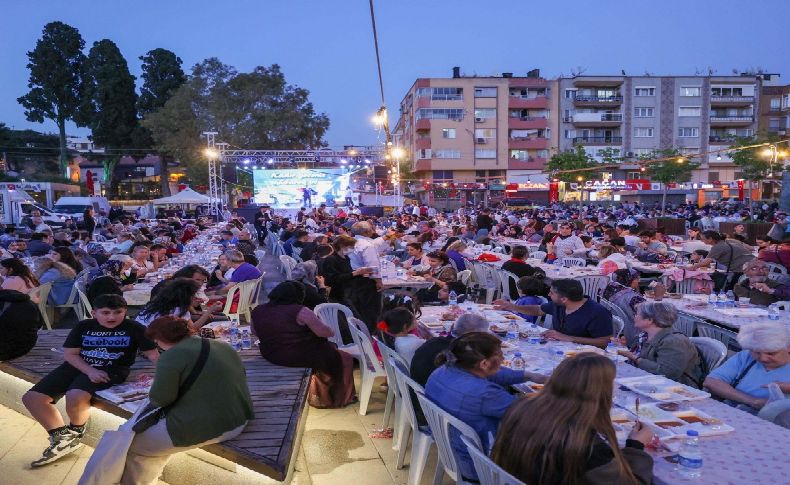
[2,0,789,147]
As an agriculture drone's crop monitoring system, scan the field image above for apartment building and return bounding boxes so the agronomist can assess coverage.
[394,68,559,207]
[558,74,764,185]
[758,83,790,136]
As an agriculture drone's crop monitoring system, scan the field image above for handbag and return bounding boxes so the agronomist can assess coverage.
[132,338,210,433]
[77,398,151,485]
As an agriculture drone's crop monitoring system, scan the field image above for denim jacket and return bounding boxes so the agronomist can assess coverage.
[425,365,523,480]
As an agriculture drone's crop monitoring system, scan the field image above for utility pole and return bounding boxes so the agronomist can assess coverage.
[202,131,221,219]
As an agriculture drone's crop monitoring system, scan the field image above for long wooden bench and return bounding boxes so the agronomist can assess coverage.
[0,330,311,482]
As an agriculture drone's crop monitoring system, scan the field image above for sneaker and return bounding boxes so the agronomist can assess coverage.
[30,429,83,467]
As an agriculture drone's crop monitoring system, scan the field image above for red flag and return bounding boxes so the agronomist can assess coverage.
[86,171,94,194]
[737,180,744,200]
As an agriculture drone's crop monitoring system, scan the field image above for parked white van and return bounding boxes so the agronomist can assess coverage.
[52,196,111,221]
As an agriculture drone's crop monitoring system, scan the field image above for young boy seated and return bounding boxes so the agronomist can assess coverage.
[22,294,159,467]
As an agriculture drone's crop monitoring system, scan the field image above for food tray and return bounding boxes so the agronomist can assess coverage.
[623,403,733,439]
[512,381,544,394]
[616,376,710,402]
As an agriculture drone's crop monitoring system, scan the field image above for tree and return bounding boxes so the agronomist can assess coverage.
[729,134,782,209]
[143,58,331,185]
[17,22,87,174]
[138,48,187,195]
[545,145,597,183]
[642,148,699,214]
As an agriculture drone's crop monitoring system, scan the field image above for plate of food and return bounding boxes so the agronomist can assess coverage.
[626,404,734,438]
[616,376,710,402]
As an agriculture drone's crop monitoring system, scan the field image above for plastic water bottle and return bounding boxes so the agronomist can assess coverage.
[725,290,735,307]
[396,267,405,279]
[448,290,458,306]
[240,327,252,350]
[511,352,525,371]
[676,430,703,478]
[527,324,541,344]
[229,326,241,351]
[553,350,564,363]
[707,292,717,305]
[768,303,780,321]
[506,321,520,342]
[606,341,619,361]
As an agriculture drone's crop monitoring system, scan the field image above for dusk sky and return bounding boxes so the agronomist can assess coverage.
[2,0,789,148]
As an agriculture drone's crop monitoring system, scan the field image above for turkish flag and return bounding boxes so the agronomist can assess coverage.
[737,180,744,200]
[86,171,94,194]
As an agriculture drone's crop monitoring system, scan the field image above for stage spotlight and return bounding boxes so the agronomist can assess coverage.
[267,158,274,164]
[289,156,296,164]
[242,158,251,165]
[340,159,348,164]
[364,159,371,164]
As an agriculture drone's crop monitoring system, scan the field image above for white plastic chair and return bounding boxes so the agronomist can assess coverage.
[415,390,484,485]
[29,282,54,330]
[577,275,608,301]
[49,280,82,325]
[375,340,408,451]
[673,314,701,338]
[672,278,699,295]
[236,278,260,323]
[600,298,636,345]
[612,315,625,338]
[528,250,547,262]
[766,262,788,275]
[461,436,525,485]
[314,303,360,358]
[77,288,93,320]
[498,270,520,302]
[471,262,499,304]
[390,359,436,485]
[559,257,585,267]
[348,317,387,415]
[697,322,739,350]
[279,255,297,280]
[457,269,472,287]
[220,283,246,322]
[690,337,727,373]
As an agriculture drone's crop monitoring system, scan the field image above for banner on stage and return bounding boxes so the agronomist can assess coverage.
[253,168,350,208]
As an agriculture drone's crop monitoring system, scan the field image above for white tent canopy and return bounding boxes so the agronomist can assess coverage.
[151,187,211,205]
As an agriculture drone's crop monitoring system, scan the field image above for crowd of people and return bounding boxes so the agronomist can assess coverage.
[2,197,790,484]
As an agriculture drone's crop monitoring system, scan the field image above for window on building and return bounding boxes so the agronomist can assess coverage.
[626,171,642,180]
[769,118,782,129]
[680,147,699,155]
[416,108,464,120]
[418,149,432,159]
[680,86,701,97]
[632,148,655,157]
[678,127,699,137]
[711,87,745,97]
[564,89,577,99]
[442,128,456,139]
[474,108,496,120]
[475,128,496,139]
[708,172,720,183]
[634,87,656,96]
[434,150,461,159]
[433,170,454,180]
[536,149,549,158]
[770,98,782,110]
[634,107,654,118]
[475,149,496,158]
[634,127,654,137]
[510,150,530,161]
[488,170,505,177]
[474,87,497,97]
[678,106,702,117]
[564,129,576,139]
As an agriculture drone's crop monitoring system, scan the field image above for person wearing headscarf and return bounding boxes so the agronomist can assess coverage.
[291,260,328,309]
[601,269,646,347]
[252,281,356,408]
[86,258,135,289]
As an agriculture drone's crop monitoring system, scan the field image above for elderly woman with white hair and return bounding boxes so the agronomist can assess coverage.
[705,321,790,426]
[617,301,704,388]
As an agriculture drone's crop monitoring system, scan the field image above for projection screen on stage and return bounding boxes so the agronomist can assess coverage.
[252,168,351,208]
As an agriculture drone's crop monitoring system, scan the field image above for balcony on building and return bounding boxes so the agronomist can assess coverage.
[709,111,754,126]
[709,128,753,143]
[709,86,754,107]
[572,135,623,145]
[572,77,624,87]
[569,112,623,126]
[508,87,549,109]
[415,137,431,150]
[508,111,549,129]
[573,93,623,106]
[509,137,549,150]
[508,156,548,170]
[415,118,431,131]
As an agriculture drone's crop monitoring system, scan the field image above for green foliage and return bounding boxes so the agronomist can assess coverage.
[0,125,62,174]
[545,145,596,183]
[642,148,698,184]
[143,58,331,185]
[17,21,87,171]
[77,39,139,151]
[729,134,782,181]
[137,48,186,196]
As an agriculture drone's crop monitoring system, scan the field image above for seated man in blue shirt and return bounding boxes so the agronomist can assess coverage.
[494,278,612,348]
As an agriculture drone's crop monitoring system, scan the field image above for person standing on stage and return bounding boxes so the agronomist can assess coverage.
[345,186,354,207]
[347,221,383,332]
[302,187,313,208]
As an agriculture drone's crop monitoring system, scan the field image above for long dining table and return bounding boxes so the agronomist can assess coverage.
[418,304,790,485]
